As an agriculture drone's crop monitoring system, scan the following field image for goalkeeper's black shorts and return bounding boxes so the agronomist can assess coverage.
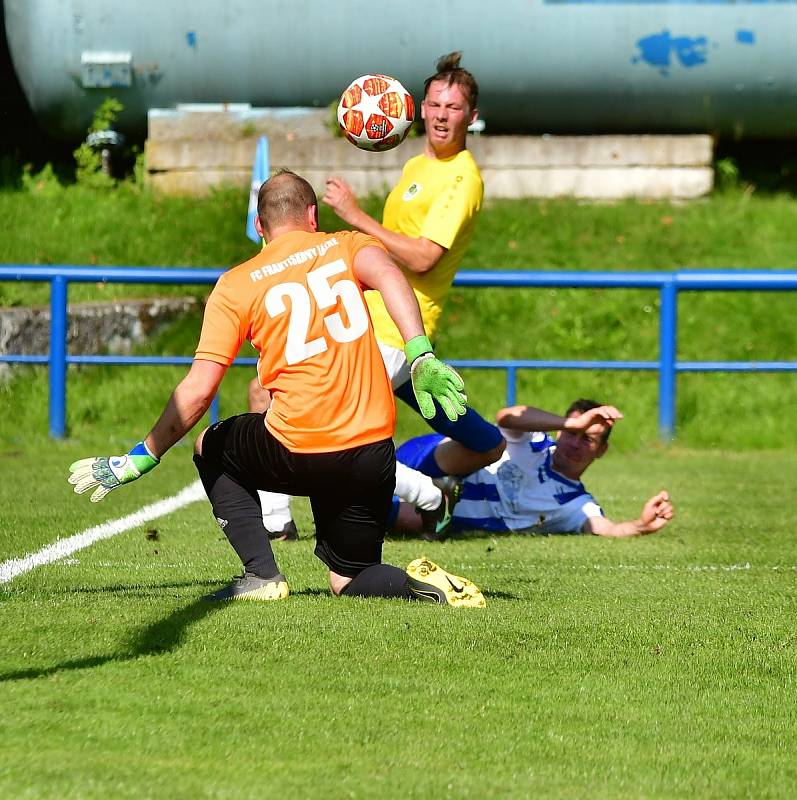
[199,412,395,577]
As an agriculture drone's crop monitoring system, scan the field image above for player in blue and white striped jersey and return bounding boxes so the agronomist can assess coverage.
[392,399,674,538]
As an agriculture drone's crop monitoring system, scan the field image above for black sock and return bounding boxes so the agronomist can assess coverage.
[193,453,280,579]
[341,563,418,600]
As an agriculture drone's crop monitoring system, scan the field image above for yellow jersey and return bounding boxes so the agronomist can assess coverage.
[365,149,483,349]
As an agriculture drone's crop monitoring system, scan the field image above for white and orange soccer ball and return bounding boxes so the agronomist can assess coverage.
[337,74,415,152]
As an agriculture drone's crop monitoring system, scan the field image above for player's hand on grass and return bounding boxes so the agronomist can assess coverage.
[405,335,467,422]
[68,441,160,503]
[638,491,674,533]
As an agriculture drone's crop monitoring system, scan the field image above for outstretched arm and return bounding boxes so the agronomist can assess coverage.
[323,177,444,273]
[68,359,226,502]
[496,404,623,434]
[144,359,227,457]
[584,491,674,538]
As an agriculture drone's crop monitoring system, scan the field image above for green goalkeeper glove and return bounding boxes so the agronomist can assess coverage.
[405,335,467,422]
[68,441,160,503]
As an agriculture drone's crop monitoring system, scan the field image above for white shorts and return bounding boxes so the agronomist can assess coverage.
[378,341,411,390]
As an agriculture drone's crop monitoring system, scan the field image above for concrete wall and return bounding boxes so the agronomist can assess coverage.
[0,298,198,362]
[145,107,714,201]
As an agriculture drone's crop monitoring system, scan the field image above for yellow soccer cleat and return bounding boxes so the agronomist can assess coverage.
[405,558,486,608]
[203,572,290,601]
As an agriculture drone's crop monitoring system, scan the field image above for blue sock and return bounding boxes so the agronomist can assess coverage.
[417,448,446,478]
[387,496,400,527]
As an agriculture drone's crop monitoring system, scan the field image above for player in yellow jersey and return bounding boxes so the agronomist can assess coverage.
[68,171,485,607]
[252,53,505,541]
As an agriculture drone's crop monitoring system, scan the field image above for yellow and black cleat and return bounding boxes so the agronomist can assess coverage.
[204,572,290,601]
[406,558,486,608]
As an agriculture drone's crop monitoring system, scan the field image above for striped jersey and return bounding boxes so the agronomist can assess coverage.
[453,429,604,534]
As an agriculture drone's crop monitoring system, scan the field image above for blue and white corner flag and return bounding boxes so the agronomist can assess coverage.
[246,136,269,244]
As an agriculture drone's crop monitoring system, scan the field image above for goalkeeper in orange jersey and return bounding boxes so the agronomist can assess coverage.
[69,170,485,607]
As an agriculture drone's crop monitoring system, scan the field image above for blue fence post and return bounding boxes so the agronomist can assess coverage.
[1,265,794,444]
[49,275,68,438]
[210,393,220,424]
[658,279,677,443]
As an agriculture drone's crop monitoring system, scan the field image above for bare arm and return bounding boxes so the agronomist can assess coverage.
[496,404,623,434]
[353,246,426,343]
[323,177,445,273]
[584,491,674,538]
[144,359,227,458]
[68,358,227,503]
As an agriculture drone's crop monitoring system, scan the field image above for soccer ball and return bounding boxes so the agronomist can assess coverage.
[337,74,415,152]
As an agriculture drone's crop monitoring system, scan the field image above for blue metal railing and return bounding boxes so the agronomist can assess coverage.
[1,265,796,442]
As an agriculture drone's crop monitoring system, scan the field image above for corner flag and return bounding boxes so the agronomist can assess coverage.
[246,136,269,244]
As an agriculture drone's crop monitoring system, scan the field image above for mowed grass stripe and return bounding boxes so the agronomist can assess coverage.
[0,480,205,584]
[1,449,795,796]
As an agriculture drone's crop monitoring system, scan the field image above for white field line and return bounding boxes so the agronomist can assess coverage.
[0,480,206,584]
[485,562,797,572]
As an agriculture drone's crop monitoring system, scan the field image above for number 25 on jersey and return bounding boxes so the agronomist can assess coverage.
[264,259,369,365]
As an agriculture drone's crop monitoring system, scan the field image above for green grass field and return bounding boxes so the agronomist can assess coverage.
[1,182,796,796]
[1,183,796,448]
[2,439,796,798]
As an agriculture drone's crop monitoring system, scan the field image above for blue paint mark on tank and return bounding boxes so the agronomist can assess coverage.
[736,29,756,45]
[632,30,709,75]
[675,35,708,67]
[186,31,197,48]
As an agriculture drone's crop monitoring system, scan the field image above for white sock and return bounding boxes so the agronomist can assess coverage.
[394,462,441,511]
[257,490,292,532]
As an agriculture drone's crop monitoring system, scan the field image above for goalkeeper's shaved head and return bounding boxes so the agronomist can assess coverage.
[257,170,318,239]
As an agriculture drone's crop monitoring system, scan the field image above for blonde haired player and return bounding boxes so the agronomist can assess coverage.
[253,52,505,541]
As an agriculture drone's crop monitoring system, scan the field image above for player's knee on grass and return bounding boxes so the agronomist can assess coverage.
[329,571,352,596]
[195,426,210,456]
[339,564,415,600]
